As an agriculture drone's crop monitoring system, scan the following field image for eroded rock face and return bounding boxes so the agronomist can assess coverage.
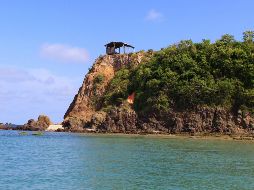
[63,53,144,130]
[138,106,253,135]
[91,106,253,135]
[90,111,107,130]
[96,106,138,133]
[62,117,85,132]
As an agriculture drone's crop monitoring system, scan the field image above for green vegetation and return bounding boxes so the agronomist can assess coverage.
[103,32,254,115]
[19,131,28,135]
[94,74,105,85]
[93,74,105,95]
[103,69,130,106]
[32,132,44,136]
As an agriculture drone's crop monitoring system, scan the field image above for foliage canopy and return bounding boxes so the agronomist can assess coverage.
[103,32,254,115]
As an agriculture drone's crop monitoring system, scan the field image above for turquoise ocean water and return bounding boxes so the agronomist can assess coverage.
[0,130,253,190]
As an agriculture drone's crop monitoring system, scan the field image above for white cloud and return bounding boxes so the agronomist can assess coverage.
[145,9,163,22]
[40,43,89,63]
[0,67,35,82]
[0,66,81,124]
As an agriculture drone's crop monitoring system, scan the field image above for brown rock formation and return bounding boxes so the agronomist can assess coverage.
[94,106,254,135]
[96,105,138,133]
[21,115,52,131]
[63,53,144,131]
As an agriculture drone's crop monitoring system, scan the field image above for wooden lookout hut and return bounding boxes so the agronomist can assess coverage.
[105,42,135,55]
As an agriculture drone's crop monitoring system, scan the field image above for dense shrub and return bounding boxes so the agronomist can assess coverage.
[103,69,130,106]
[103,32,254,115]
[94,74,105,85]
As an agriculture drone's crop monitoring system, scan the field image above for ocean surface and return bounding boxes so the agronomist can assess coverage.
[0,131,254,190]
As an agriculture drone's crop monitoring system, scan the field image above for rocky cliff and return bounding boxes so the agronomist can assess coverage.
[85,104,254,135]
[63,53,144,131]
[63,51,254,136]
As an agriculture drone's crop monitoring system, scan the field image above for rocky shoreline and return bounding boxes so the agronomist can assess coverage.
[2,117,254,141]
[61,104,254,141]
[1,126,254,141]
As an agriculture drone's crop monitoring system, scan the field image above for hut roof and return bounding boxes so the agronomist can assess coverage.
[105,42,134,49]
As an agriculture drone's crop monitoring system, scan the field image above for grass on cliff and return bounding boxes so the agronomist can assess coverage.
[103,31,254,115]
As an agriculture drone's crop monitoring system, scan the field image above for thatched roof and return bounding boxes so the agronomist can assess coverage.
[105,42,134,49]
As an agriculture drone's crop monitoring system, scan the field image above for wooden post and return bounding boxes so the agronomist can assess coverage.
[123,45,125,54]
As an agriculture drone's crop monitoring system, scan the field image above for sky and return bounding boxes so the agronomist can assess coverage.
[0,0,254,124]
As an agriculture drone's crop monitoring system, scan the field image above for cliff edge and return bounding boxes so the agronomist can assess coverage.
[63,53,144,131]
